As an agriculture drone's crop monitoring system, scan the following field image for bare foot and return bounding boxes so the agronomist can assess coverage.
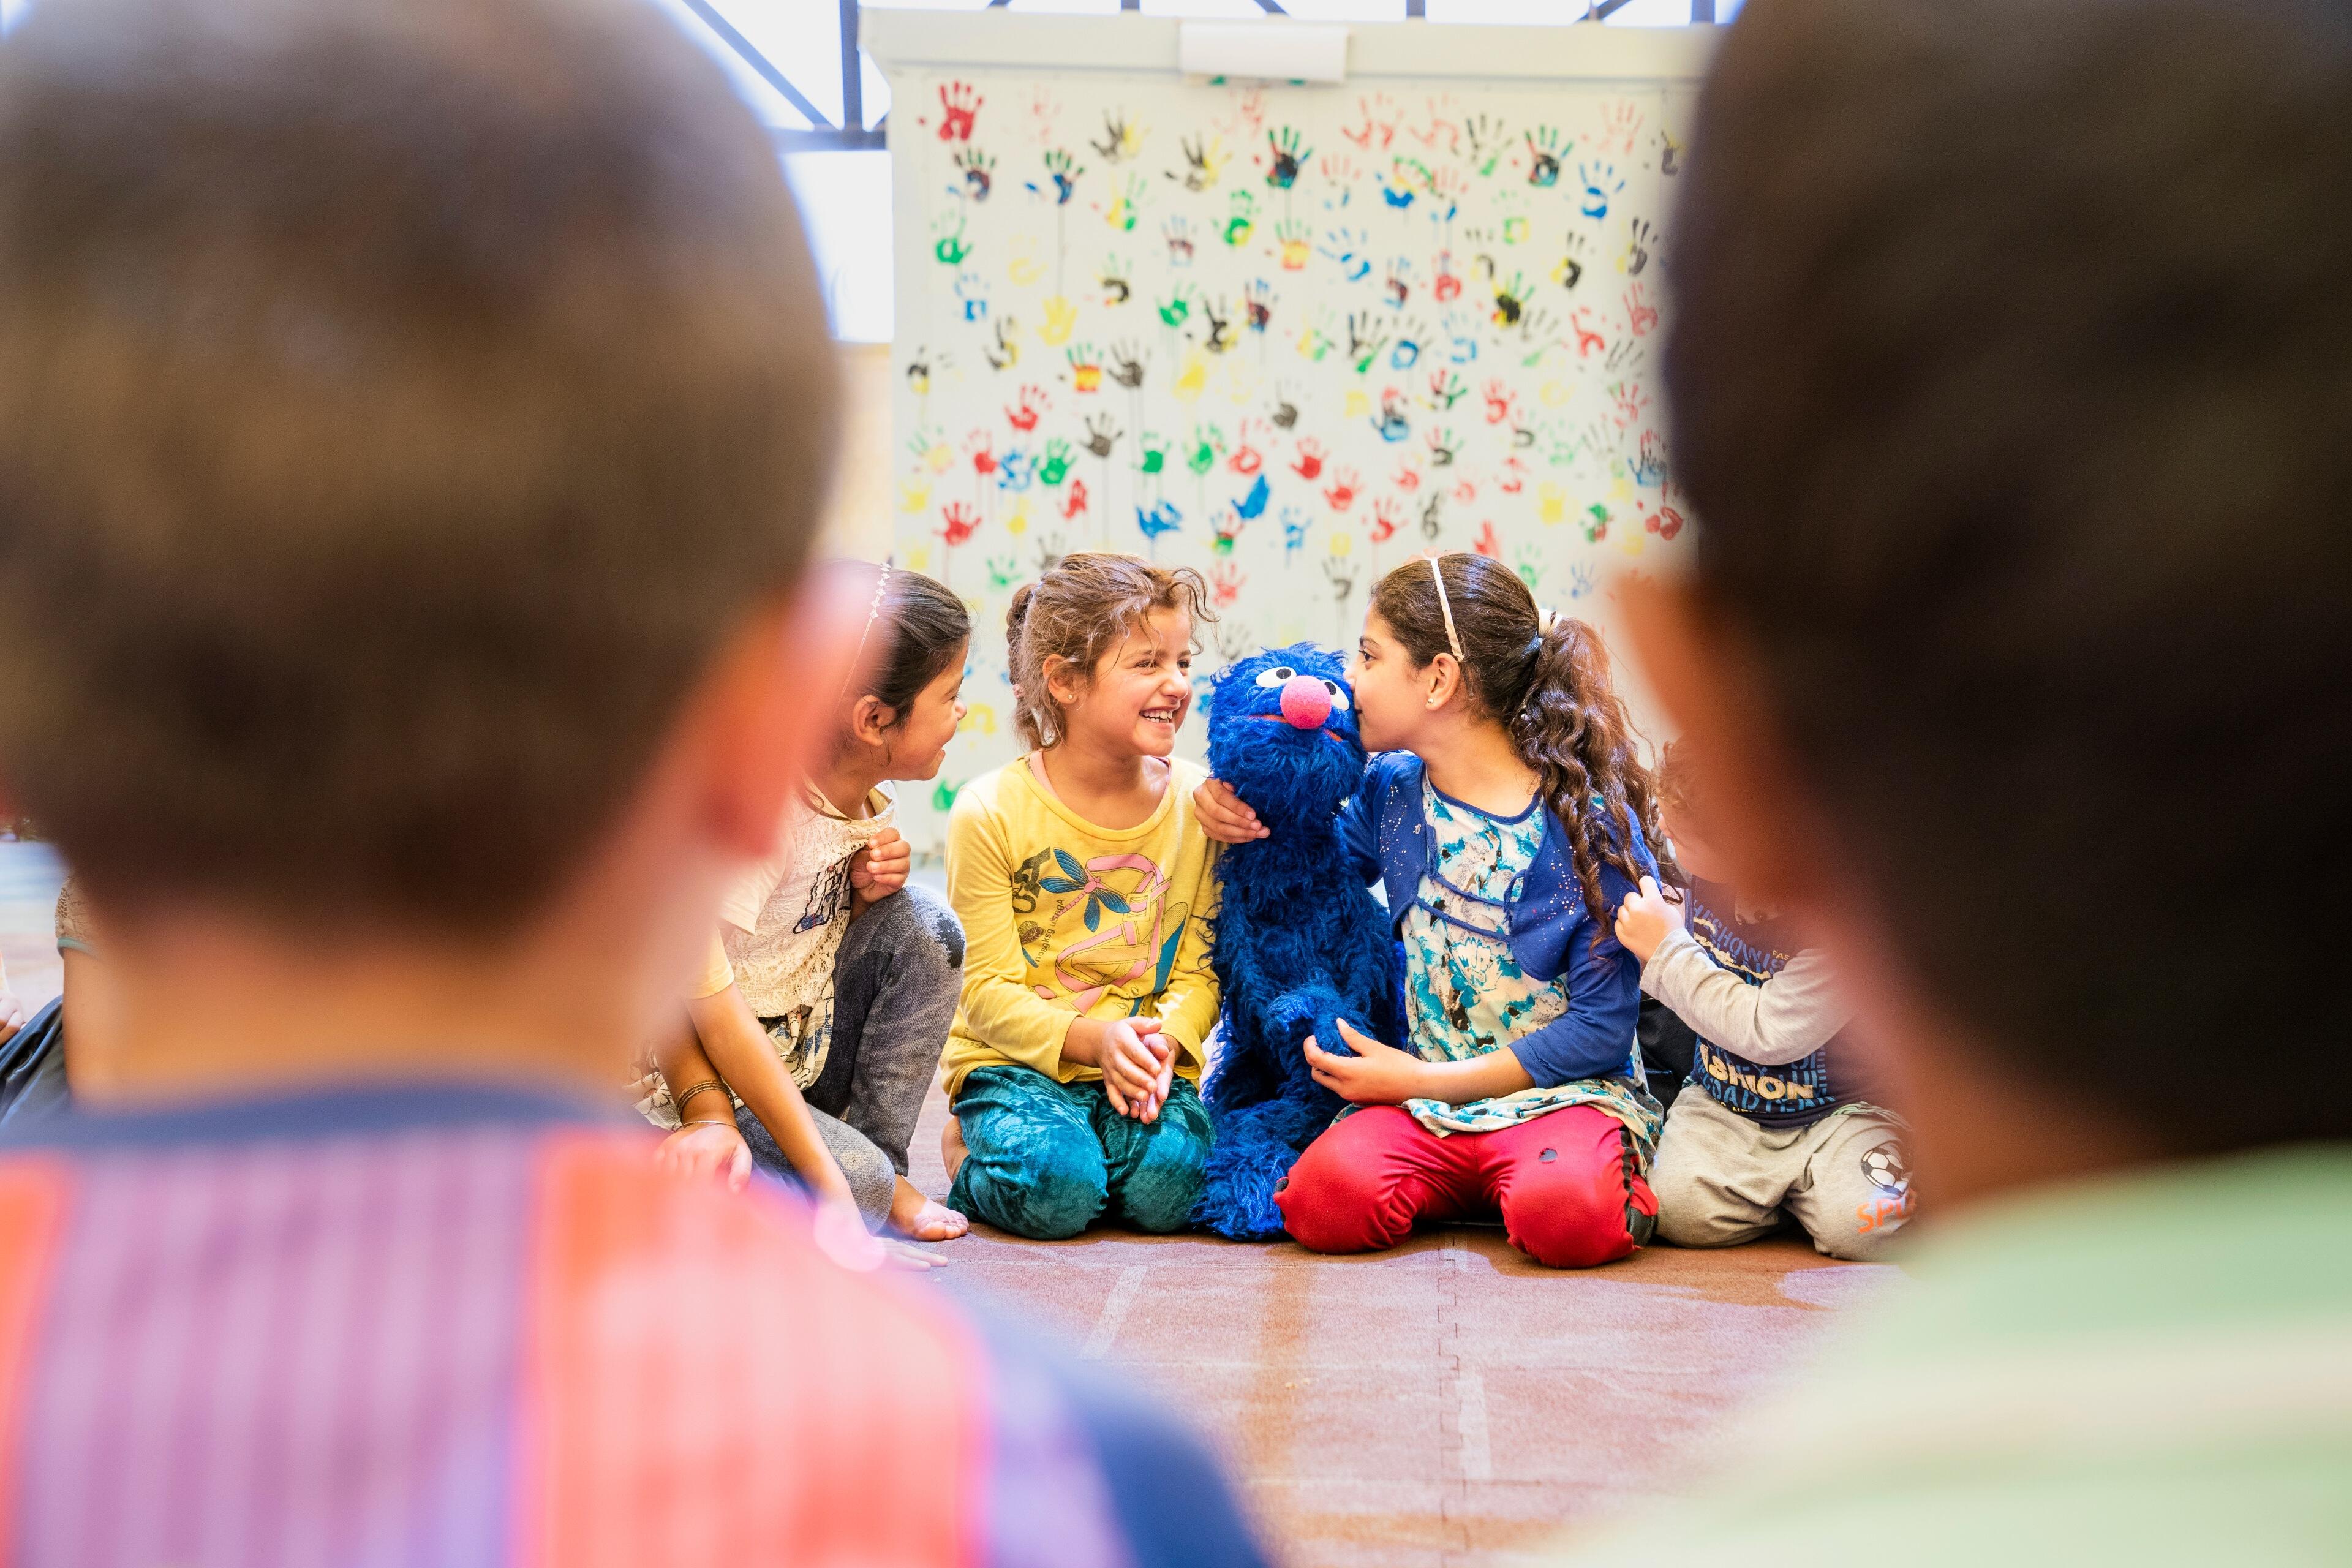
[891,1176,970,1243]
[941,1115,968,1185]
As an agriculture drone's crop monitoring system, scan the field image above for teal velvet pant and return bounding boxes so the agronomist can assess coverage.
[948,1065,1213,1240]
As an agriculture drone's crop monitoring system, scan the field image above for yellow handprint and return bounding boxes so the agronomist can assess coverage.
[1006,496,1031,537]
[1172,350,1208,402]
[1539,380,1572,408]
[1039,295,1078,347]
[1343,388,1371,420]
[907,545,933,573]
[959,703,998,735]
[900,475,934,514]
[1537,482,1566,525]
[1008,235,1046,287]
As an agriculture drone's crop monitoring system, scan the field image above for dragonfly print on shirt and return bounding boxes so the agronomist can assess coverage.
[1019,846,1192,1013]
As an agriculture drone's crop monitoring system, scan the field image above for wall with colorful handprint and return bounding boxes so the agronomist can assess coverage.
[884,51,1700,853]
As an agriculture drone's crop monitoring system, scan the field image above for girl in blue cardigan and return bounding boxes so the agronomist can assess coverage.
[1197,553,1672,1268]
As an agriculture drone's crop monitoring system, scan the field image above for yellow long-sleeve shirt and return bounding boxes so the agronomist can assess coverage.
[938,754,1221,1099]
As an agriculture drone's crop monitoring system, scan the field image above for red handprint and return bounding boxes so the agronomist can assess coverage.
[1645,503,1686,541]
[1570,308,1607,359]
[967,431,998,478]
[1061,477,1090,520]
[1393,459,1423,492]
[1610,380,1651,428]
[1472,520,1501,558]
[938,502,981,546]
[1005,384,1049,433]
[1368,497,1401,544]
[1291,438,1327,481]
[1208,559,1245,609]
[1482,378,1517,426]
[1452,478,1479,505]
[1227,418,1266,477]
[1323,466,1362,512]
[1498,455,1528,495]
[938,81,982,143]
[1624,281,1659,337]
[1432,251,1463,303]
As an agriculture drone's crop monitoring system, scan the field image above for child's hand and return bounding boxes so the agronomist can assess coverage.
[1193,777,1268,843]
[850,828,911,910]
[1101,1017,1172,1120]
[655,1118,753,1192]
[1613,874,1686,962]
[1303,1019,1430,1104]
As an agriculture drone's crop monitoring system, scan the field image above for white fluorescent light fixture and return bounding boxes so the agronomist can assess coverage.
[1177,21,1350,85]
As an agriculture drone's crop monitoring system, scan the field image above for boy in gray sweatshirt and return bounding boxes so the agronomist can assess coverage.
[1615,745,1913,1261]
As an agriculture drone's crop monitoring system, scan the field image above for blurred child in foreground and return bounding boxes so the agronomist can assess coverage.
[0,1,1267,1561]
[1554,0,2352,1559]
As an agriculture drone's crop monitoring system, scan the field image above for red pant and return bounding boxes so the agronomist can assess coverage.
[1276,1104,1656,1269]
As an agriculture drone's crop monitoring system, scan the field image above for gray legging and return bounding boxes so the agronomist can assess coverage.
[734,882,965,1227]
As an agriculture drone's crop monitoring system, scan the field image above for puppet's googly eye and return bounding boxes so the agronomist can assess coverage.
[1254,666,1296,688]
[1322,680,1351,710]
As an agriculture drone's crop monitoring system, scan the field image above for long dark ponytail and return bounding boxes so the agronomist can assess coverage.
[1369,553,1674,934]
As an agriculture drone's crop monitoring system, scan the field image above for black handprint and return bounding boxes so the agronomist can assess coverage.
[1201,296,1235,355]
[1109,341,1147,390]
[1625,217,1656,277]
[1082,413,1123,459]
[1091,109,1133,163]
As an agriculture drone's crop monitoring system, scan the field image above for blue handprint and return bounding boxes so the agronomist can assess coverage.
[1319,227,1374,284]
[1280,504,1309,556]
[1136,499,1184,541]
[1232,473,1271,520]
[1577,161,1623,221]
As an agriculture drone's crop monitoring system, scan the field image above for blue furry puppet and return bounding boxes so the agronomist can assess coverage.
[1191,644,1403,1241]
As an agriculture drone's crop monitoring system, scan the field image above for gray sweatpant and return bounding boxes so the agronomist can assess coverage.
[735,883,965,1228]
[1649,1086,1915,1262]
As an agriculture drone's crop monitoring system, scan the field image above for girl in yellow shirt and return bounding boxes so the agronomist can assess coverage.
[941,554,1221,1239]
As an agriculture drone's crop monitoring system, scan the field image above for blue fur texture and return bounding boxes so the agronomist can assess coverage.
[1190,644,1403,1241]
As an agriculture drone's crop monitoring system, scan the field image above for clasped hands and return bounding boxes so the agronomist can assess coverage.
[1066,1014,1178,1121]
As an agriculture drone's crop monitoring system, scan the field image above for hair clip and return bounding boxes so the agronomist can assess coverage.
[842,560,892,699]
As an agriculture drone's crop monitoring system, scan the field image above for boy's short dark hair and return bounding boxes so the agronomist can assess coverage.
[1668,0,2352,1151]
[0,0,837,930]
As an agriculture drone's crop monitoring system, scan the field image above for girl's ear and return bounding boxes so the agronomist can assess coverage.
[1042,653,1082,708]
[1425,652,1461,710]
[846,695,893,750]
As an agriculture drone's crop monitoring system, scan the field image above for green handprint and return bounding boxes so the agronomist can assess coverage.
[1138,431,1169,476]
[987,554,1020,589]
[1157,287,1193,328]
[1223,190,1257,247]
[1185,424,1222,477]
[1038,437,1073,487]
[931,214,973,266]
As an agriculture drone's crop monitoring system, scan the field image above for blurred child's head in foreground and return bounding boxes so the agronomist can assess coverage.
[1657,0,2352,1173]
[0,0,845,960]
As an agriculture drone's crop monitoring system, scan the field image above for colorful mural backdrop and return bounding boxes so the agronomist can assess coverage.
[887,67,1697,850]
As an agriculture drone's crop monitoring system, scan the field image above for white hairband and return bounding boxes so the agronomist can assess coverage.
[1428,554,1464,663]
[842,560,893,698]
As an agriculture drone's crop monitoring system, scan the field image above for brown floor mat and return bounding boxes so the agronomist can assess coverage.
[904,1084,1905,1567]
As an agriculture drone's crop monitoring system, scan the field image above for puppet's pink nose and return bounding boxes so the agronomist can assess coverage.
[1278,674,1332,729]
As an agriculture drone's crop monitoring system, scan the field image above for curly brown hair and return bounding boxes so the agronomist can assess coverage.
[1005,552,1213,749]
[1370,554,1672,938]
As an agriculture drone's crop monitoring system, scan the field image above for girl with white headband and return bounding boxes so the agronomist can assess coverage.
[1195,552,1675,1269]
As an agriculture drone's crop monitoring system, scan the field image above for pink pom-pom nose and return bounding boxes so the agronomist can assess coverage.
[1278,673,1332,730]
